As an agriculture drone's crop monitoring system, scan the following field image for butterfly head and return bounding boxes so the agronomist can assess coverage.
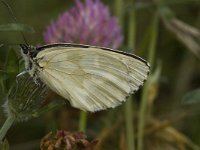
[20,44,36,55]
[20,44,37,57]
[20,44,38,77]
[20,44,31,54]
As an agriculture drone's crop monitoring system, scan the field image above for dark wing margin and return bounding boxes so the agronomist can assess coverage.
[36,43,150,68]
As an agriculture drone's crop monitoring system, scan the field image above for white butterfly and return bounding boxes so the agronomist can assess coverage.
[19,43,150,112]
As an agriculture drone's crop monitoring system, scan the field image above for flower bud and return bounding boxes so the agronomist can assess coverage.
[4,73,48,121]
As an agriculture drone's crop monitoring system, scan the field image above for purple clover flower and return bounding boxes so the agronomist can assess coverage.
[44,0,123,49]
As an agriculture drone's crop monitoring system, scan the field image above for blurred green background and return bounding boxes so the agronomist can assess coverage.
[1,0,200,150]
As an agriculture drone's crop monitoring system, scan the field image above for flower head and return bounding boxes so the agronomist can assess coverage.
[4,74,48,121]
[40,130,98,150]
[44,0,123,49]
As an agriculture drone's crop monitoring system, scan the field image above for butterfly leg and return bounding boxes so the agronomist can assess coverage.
[32,75,41,86]
[17,71,41,86]
[33,78,41,86]
[17,71,27,77]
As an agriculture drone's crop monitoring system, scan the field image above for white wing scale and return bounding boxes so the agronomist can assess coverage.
[35,46,150,112]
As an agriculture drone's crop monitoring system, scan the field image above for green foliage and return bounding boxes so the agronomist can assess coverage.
[182,89,200,104]
[0,44,4,48]
[158,6,175,20]
[0,24,34,33]
[4,48,19,91]
[0,140,9,150]
[6,48,18,76]
[1,0,200,149]
[0,47,19,98]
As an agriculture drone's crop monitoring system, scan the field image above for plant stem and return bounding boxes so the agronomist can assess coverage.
[0,115,15,141]
[124,0,136,149]
[128,0,136,51]
[114,0,124,25]
[137,14,158,150]
[125,97,135,150]
[79,111,87,132]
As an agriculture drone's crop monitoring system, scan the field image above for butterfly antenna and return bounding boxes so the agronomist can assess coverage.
[1,0,29,45]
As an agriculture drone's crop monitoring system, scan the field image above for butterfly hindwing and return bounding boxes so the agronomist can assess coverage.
[35,44,150,112]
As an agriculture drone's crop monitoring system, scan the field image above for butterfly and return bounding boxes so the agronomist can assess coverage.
[19,43,150,112]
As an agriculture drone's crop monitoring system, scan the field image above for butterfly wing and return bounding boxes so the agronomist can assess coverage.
[35,44,150,112]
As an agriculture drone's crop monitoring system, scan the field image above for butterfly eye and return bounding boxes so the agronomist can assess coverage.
[20,44,29,54]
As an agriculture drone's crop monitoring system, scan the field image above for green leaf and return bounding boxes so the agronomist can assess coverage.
[6,48,19,75]
[5,48,19,89]
[182,89,200,104]
[0,139,10,150]
[0,44,4,48]
[148,61,162,85]
[138,16,154,55]
[0,24,34,33]
[0,70,9,94]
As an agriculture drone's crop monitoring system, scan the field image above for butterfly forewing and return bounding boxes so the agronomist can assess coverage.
[35,44,150,112]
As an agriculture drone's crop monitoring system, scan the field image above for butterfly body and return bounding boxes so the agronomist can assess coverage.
[20,43,150,112]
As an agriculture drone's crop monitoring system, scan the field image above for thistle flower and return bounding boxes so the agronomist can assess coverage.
[4,74,48,121]
[43,0,123,49]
